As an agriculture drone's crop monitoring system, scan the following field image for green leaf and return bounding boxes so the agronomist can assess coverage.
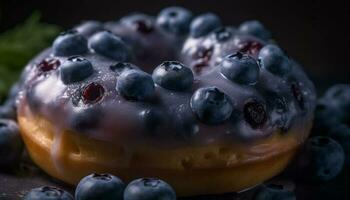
[0,12,61,102]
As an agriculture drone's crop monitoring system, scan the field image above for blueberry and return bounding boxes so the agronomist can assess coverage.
[116,69,155,101]
[89,31,131,61]
[220,52,260,85]
[298,136,344,182]
[329,124,350,164]
[239,20,271,41]
[190,87,233,125]
[152,61,193,91]
[110,62,138,75]
[254,183,296,200]
[0,119,23,168]
[124,178,176,200]
[121,14,154,34]
[24,186,74,200]
[0,103,16,119]
[322,84,350,123]
[53,30,88,56]
[157,7,193,35]
[75,20,104,37]
[259,44,292,76]
[213,27,232,42]
[60,56,94,84]
[190,13,222,38]
[312,102,342,135]
[75,173,125,200]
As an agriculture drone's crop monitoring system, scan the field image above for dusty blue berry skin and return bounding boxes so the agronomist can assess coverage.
[89,31,130,61]
[299,136,344,182]
[124,178,176,200]
[220,52,260,85]
[75,173,125,200]
[259,44,291,76]
[322,84,350,122]
[239,20,271,41]
[60,56,94,84]
[152,61,193,91]
[190,87,233,125]
[0,119,23,168]
[75,20,104,37]
[116,69,155,101]
[157,7,193,35]
[190,13,222,38]
[53,30,88,56]
[254,183,296,200]
[24,186,74,200]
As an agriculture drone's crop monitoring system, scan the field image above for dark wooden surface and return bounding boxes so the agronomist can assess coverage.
[1,150,350,200]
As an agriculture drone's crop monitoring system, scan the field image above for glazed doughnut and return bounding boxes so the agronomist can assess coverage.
[17,8,316,197]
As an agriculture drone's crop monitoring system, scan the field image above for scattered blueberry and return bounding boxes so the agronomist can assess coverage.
[24,186,74,200]
[190,87,233,125]
[89,31,131,61]
[75,173,125,200]
[152,61,193,91]
[239,20,271,41]
[244,99,267,129]
[328,124,350,165]
[124,178,176,200]
[53,30,88,56]
[213,27,232,42]
[75,20,104,37]
[220,52,260,85]
[116,69,155,101]
[82,83,105,104]
[60,56,94,84]
[259,44,291,76]
[121,14,154,34]
[298,136,344,182]
[322,84,350,123]
[37,58,61,73]
[0,119,23,168]
[157,7,193,35]
[190,13,222,38]
[254,183,296,200]
[312,102,342,135]
[0,82,20,119]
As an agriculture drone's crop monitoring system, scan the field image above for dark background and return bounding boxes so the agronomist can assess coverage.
[0,0,349,93]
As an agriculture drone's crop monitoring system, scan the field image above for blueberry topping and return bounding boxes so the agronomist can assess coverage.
[152,61,193,91]
[89,31,130,61]
[110,62,136,75]
[190,87,233,125]
[37,58,61,72]
[259,44,291,76]
[190,13,222,38]
[139,109,163,134]
[0,119,23,168]
[82,83,105,104]
[75,20,104,37]
[24,186,73,200]
[291,82,305,110]
[121,14,154,34]
[297,136,344,182]
[116,69,155,101]
[253,183,296,200]
[244,99,267,129]
[220,52,260,85]
[238,40,263,55]
[213,27,232,42]
[60,56,94,84]
[53,30,88,56]
[239,20,271,41]
[75,173,125,200]
[124,178,176,200]
[157,7,193,35]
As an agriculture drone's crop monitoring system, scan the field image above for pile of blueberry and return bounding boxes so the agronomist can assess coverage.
[23,174,176,200]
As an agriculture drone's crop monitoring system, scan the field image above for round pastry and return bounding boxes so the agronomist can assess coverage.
[17,7,316,197]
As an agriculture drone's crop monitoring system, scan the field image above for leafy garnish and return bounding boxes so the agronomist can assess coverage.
[0,12,61,102]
